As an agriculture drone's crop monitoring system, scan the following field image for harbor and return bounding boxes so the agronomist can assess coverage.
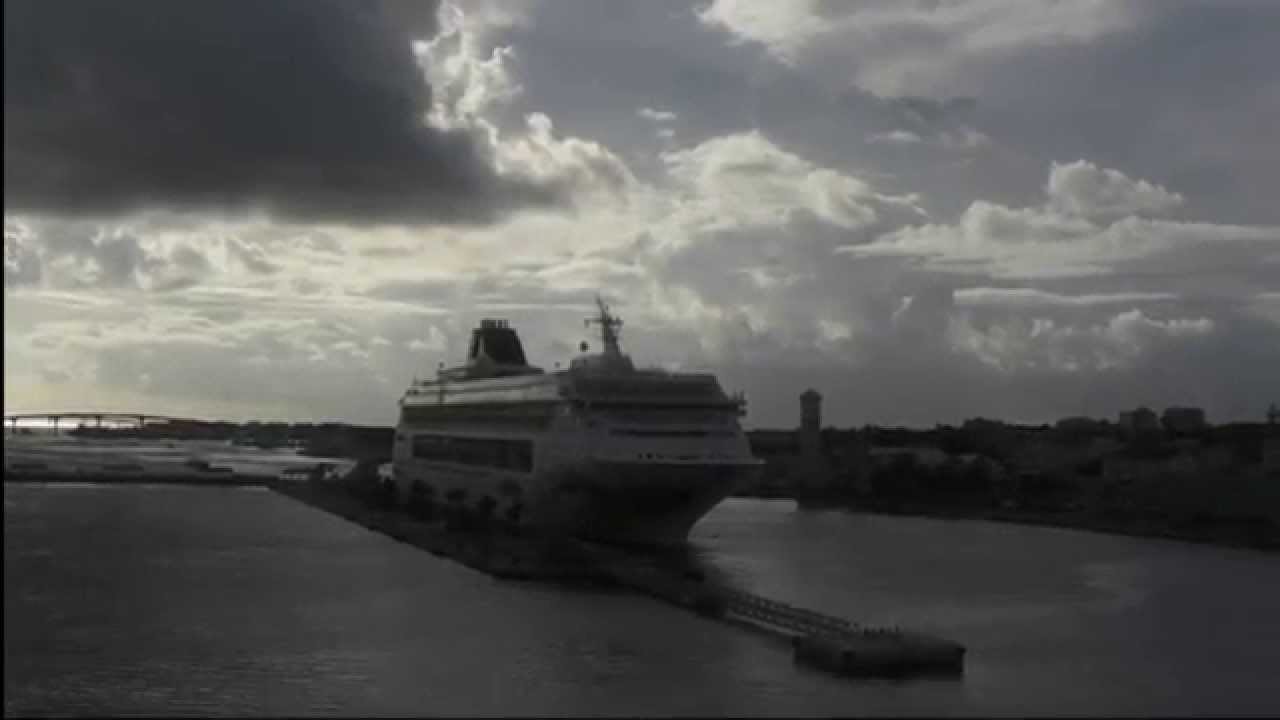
[3,425,963,682]
[10,472,1280,716]
[7,0,1280,713]
[269,472,966,679]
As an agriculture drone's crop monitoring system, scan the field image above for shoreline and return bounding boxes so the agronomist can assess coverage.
[3,471,271,487]
[7,472,1275,553]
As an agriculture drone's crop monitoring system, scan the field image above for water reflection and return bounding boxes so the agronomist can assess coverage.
[5,482,1280,716]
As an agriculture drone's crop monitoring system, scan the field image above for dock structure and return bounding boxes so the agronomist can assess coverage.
[268,475,966,680]
[570,540,966,678]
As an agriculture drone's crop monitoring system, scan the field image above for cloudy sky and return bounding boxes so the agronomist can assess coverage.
[5,0,1279,428]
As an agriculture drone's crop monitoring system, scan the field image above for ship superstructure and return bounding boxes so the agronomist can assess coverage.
[392,297,762,546]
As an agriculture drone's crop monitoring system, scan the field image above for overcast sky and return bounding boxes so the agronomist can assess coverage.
[5,0,1279,428]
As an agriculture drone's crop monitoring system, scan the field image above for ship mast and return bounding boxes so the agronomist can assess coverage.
[586,294,623,357]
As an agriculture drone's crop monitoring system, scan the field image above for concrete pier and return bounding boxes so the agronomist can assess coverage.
[270,476,966,680]
[270,479,603,582]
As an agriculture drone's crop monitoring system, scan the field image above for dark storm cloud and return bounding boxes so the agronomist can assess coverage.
[3,0,560,225]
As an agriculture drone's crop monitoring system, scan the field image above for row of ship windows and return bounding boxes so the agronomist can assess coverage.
[609,429,738,437]
[401,407,552,424]
[411,434,534,472]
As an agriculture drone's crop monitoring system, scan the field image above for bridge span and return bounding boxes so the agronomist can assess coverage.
[4,412,214,434]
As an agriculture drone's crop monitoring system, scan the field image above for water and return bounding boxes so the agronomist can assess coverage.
[5,481,1280,715]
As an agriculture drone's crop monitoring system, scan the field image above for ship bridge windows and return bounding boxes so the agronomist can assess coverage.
[609,429,736,437]
[573,377,725,401]
[412,434,533,472]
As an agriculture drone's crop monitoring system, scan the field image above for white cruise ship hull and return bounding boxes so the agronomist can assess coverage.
[390,426,761,547]
[527,458,759,546]
[391,305,763,547]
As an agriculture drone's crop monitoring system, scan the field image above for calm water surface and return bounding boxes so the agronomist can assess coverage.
[6,481,1280,716]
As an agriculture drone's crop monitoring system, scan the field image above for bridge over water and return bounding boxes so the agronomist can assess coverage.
[4,412,212,434]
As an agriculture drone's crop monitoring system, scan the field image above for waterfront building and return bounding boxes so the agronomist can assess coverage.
[745,390,867,496]
[1118,407,1160,435]
[798,389,833,491]
[1054,416,1111,437]
[1162,407,1208,436]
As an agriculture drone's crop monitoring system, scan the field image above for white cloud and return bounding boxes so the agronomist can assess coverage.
[734,266,809,291]
[954,288,1179,308]
[415,2,635,205]
[947,308,1214,373]
[840,161,1278,279]
[661,130,921,235]
[698,0,1136,96]
[938,127,992,151]
[817,318,853,343]
[494,113,636,201]
[638,107,677,123]
[696,0,826,65]
[867,126,991,151]
[1047,160,1183,220]
[866,130,923,146]
[417,2,529,131]
[1247,292,1280,328]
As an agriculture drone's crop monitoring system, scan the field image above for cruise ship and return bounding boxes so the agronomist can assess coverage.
[391,297,762,546]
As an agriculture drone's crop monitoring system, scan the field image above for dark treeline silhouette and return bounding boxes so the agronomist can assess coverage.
[743,416,1280,551]
[64,411,1279,549]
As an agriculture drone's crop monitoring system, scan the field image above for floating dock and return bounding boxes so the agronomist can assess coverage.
[269,478,966,680]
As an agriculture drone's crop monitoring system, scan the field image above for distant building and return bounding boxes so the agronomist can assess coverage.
[1161,407,1207,436]
[959,417,1024,459]
[798,389,833,490]
[745,389,859,495]
[1054,416,1109,436]
[1118,407,1159,435]
[800,389,822,455]
[1263,435,1280,477]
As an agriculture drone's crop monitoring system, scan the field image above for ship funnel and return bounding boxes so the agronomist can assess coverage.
[467,318,528,366]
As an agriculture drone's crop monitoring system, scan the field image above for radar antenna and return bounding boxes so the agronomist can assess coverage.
[585,294,623,356]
